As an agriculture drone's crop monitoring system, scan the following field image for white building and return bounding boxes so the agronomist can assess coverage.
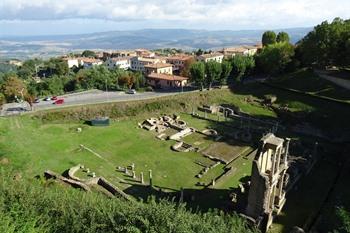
[79,58,103,69]
[105,57,131,70]
[197,53,224,63]
[130,56,166,72]
[63,58,80,68]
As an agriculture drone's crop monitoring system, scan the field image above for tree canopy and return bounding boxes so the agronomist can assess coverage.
[205,61,222,89]
[276,32,290,43]
[262,31,277,47]
[256,42,295,75]
[229,55,255,82]
[1,76,28,102]
[189,62,206,90]
[297,17,350,67]
[81,50,96,58]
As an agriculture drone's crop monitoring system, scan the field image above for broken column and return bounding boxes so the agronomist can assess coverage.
[140,172,144,184]
[149,170,153,187]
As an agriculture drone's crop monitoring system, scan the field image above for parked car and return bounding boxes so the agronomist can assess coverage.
[51,96,58,100]
[53,99,64,105]
[44,97,51,101]
[34,98,40,103]
[126,89,137,94]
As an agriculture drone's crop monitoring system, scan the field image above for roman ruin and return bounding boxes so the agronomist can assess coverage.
[245,133,290,232]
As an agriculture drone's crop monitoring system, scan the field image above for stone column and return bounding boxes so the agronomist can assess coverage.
[149,170,153,187]
[284,138,291,165]
[180,187,184,203]
[140,172,144,184]
[132,171,136,179]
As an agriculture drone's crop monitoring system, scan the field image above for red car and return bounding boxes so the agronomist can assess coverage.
[54,99,64,105]
[51,96,58,100]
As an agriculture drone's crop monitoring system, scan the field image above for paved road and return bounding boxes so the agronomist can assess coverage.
[33,89,194,111]
[315,69,350,90]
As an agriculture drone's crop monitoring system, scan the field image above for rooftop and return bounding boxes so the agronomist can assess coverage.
[198,53,224,59]
[147,72,188,81]
[78,57,102,63]
[144,63,173,69]
[166,55,194,61]
[108,56,132,62]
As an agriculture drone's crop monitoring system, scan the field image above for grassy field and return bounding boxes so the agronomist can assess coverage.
[0,111,254,209]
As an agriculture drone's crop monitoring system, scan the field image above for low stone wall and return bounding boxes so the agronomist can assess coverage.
[68,164,83,181]
[97,177,132,201]
[44,170,91,191]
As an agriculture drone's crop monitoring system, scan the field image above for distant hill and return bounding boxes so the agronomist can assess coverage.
[0,28,311,59]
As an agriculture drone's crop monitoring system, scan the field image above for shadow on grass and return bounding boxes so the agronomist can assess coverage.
[122,182,242,213]
[227,81,350,138]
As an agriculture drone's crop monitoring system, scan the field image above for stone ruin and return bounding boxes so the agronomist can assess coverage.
[172,141,199,152]
[198,104,242,117]
[245,133,290,233]
[140,115,187,134]
[44,164,132,201]
[140,115,199,153]
[169,127,195,141]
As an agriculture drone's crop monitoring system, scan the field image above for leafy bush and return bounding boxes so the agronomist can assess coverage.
[0,170,257,233]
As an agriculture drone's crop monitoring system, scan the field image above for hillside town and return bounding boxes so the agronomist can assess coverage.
[59,45,260,89]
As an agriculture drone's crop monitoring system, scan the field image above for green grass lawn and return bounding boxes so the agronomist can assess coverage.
[0,112,254,204]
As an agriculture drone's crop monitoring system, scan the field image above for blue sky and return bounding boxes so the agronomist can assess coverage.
[0,0,349,36]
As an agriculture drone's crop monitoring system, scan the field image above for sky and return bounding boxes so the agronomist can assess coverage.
[0,0,349,36]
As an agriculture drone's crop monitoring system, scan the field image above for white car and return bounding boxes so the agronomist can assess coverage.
[126,89,137,94]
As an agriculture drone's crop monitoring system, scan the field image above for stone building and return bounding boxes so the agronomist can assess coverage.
[246,133,290,233]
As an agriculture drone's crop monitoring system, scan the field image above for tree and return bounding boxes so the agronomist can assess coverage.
[205,61,222,89]
[336,207,350,233]
[256,42,295,75]
[189,62,206,90]
[218,61,232,86]
[2,76,27,102]
[44,58,69,77]
[118,74,131,89]
[17,58,43,79]
[24,94,35,110]
[297,18,350,67]
[276,32,290,43]
[195,49,204,56]
[81,50,96,58]
[0,93,5,107]
[230,55,255,82]
[180,57,196,77]
[133,71,146,90]
[262,31,277,47]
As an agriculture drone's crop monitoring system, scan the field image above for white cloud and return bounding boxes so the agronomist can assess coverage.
[0,0,349,28]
